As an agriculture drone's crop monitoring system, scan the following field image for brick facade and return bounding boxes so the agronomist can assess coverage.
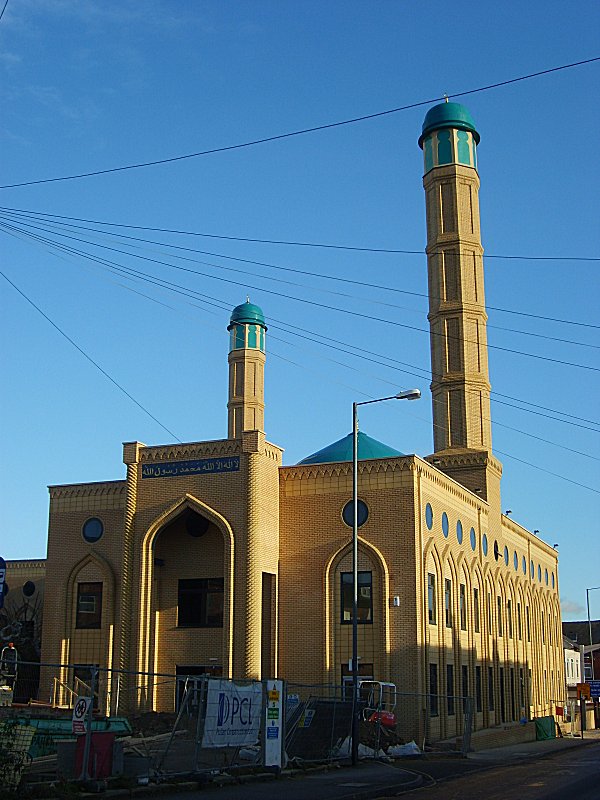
[33,103,563,737]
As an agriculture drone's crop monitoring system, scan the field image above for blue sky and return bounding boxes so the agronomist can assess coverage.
[0,1,598,621]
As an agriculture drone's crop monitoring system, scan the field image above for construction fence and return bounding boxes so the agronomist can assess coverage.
[1,659,481,788]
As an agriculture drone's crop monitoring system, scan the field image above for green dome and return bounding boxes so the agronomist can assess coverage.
[298,431,404,465]
[419,102,480,148]
[228,300,267,330]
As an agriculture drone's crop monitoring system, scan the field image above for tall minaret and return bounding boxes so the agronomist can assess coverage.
[419,102,502,502]
[227,300,267,438]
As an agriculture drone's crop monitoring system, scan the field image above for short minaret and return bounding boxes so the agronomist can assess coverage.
[419,102,502,502]
[227,300,267,438]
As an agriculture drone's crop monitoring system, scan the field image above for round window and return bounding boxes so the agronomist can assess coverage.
[342,500,369,528]
[22,581,36,597]
[530,560,535,579]
[425,503,434,530]
[513,551,518,571]
[482,534,488,556]
[456,520,463,544]
[470,527,476,551]
[442,512,449,538]
[538,565,542,582]
[522,556,527,575]
[82,517,104,543]
[504,546,509,566]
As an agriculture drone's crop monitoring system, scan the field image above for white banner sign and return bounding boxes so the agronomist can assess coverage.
[202,680,263,748]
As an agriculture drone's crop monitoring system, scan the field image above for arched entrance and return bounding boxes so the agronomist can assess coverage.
[138,495,234,711]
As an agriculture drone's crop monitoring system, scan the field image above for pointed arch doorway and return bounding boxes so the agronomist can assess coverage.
[138,495,234,711]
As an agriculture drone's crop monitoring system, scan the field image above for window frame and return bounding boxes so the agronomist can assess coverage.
[497,596,503,637]
[447,663,455,716]
[429,663,439,717]
[340,571,373,625]
[177,578,225,628]
[76,582,103,629]
[427,572,437,625]
[444,579,452,628]
[473,586,480,633]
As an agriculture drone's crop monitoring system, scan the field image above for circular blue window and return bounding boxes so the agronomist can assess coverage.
[538,565,542,582]
[342,500,369,528]
[456,520,463,544]
[82,517,104,543]
[504,546,509,566]
[425,503,434,530]
[522,556,527,575]
[470,527,476,551]
[482,534,488,556]
[442,512,449,538]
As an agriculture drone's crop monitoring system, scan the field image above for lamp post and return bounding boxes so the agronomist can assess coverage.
[351,388,420,765]
[586,586,600,680]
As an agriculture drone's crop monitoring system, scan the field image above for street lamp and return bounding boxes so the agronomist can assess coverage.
[586,586,600,680]
[351,388,420,765]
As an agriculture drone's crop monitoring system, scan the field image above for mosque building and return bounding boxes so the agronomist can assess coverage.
[36,103,563,740]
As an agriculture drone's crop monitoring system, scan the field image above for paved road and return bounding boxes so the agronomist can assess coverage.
[396,741,600,800]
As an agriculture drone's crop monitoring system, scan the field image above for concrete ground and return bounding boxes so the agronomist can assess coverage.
[129,729,600,800]
[24,728,600,799]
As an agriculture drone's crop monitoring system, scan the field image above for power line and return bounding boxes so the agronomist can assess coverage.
[3,205,597,331]
[1,57,599,190]
[5,224,600,496]
[4,218,598,436]
[2,215,598,374]
[0,1,9,24]
[2,205,598,263]
[270,318,600,432]
[0,270,182,442]
[492,448,599,495]
[6,244,598,494]
[1,211,597,352]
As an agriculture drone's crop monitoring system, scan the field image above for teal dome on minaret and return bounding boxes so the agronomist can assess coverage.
[228,299,267,353]
[228,299,267,330]
[418,101,480,148]
[419,101,479,174]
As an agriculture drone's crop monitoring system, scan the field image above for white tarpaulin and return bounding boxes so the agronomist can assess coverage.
[202,680,263,748]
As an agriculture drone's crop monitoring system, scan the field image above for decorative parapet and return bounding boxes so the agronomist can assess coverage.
[417,457,488,510]
[48,480,126,498]
[138,439,240,463]
[5,559,46,572]
[280,455,417,496]
[425,449,502,475]
[48,480,127,512]
[501,514,558,559]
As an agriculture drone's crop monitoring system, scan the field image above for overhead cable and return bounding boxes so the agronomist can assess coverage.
[1,57,598,190]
